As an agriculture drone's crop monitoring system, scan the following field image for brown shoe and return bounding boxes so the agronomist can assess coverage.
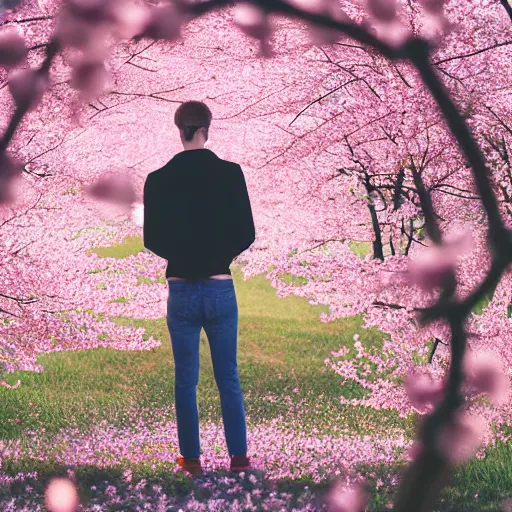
[230,454,251,472]
[176,456,202,476]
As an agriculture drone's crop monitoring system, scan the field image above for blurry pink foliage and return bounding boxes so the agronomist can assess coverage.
[0,0,511,508]
[326,480,368,512]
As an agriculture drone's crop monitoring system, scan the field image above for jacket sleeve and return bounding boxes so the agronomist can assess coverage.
[143,173,171,260]
[230,165,256,257]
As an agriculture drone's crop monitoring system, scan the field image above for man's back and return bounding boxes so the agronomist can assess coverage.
[143,148,255,280]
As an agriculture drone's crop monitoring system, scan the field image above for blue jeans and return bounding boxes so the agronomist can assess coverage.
[166,278,248,459]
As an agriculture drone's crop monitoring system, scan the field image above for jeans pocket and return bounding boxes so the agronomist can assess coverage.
[215,289,236,318]
[169,290,191,319]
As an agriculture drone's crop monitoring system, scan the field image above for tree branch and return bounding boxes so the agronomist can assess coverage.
[499,0,512,21]
[432,40,512,65]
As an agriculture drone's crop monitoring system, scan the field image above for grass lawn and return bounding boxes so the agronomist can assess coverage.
[0,235,510,510]
[0,267,407,442]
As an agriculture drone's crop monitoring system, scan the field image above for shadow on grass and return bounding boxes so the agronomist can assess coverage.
[3,445,509,511]
[0,457,334,510]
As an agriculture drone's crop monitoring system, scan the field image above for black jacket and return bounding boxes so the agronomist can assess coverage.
[143,148,255,280]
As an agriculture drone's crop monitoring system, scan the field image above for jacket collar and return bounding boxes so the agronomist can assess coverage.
[172,148,217,160]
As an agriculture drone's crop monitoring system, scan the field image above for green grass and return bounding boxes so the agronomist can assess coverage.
[0,263,407,441]
[349,240,371,258]
[1,234,510,510]
[363,441,512,511]
[86,235,145,259]
[441,442,512,510]
[136,275,166,285]
[70,227,103,241]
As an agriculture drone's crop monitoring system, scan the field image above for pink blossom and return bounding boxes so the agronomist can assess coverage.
[464,350,511,407]
[405,372,445,412]
[374,19,409,47]
[502,498,512,512]
[8,69,48,112]
[140,4,183,41]
[44,478,79,512]
[85,173,136,206]
[122,468,133,483]
[366,0,397,23]
[37,0,52,13]
[407,234,472,291]
[308,10,349,45]
[418,0,446,13]
[436,411,486,464]
[0,28,27,67]
[325,480,367,512]
[419,0,452,40]
[70,58,108,98]
[55,6,103,50]
[289,0,349,45]
[233,3,272,41]
[0,152,22,204]
[407,246,455,291]
[66,0,117,24]
[0,379,21,388]
[111,2,151,40]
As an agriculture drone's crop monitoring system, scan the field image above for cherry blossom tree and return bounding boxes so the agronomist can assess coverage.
[1,0,512,510]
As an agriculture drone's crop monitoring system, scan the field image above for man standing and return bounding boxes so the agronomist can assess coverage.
[143,101,255,477]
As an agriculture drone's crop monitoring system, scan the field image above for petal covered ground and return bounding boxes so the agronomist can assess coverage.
[0,412,408,511]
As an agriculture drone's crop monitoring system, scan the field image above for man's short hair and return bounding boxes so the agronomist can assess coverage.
[174,101,212,142]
